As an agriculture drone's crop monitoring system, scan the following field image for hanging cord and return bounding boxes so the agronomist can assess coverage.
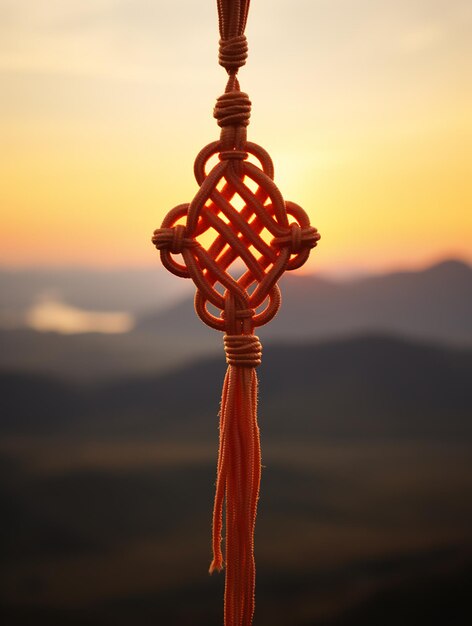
[217,0,250,77]
[209,331,262,626]
[152,1,320,624]
[153,154,319,626]
[214,0,252,159]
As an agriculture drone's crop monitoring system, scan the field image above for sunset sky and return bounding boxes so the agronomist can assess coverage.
[1,0,471,276]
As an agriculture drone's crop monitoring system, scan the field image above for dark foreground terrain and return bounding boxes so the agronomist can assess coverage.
[1,335,471,625]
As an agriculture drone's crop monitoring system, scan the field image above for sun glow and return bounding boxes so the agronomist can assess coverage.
[0,1,470,276]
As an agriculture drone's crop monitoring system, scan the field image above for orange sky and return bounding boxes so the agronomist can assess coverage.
[1,0,471,276]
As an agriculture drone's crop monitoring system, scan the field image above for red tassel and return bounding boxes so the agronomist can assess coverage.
[210,334,262,626]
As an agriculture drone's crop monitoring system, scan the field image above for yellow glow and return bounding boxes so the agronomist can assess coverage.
[1,1,471,276]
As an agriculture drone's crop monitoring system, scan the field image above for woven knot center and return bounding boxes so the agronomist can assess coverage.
[219,35,248,73]
[224,334,262,367]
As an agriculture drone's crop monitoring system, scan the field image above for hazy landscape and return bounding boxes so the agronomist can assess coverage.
[1,258,471,380]
[3,0,471,622]
[1,259,471,625]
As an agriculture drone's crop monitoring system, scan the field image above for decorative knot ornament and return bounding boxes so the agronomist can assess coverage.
[152,1,320,625]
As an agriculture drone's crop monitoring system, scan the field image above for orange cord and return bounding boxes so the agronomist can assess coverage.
[210,334,261,625]
[152,1,319,624]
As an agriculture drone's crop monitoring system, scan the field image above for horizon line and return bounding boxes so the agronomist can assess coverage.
[0,255,470,281]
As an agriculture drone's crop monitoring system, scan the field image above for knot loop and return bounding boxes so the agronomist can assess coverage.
[271,223,321,254]
[224,334,262,367]
[152,224,197,254]
[214,90,251,128]
[219,35,248,73]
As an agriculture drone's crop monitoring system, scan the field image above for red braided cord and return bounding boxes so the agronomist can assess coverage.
[154,142,319,333]
[152,2,319,624]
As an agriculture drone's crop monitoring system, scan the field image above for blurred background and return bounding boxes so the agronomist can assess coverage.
[1,1,471,624]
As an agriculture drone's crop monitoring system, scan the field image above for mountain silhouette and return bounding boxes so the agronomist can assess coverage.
[137,259,472,346]
[1,259,470,382]
[2,335,471,441]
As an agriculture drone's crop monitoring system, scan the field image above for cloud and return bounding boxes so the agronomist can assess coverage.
[25,292,134,334]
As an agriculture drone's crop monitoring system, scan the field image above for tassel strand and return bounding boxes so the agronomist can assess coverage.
[210,335,262,626]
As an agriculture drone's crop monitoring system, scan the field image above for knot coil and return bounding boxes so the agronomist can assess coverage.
[271,223,320,254]
[214,90,251,128]
[219,150,248,161]
[152,224,197,255]
[234,307,255,320]
[224,334,262,367]
[219,35,248,73]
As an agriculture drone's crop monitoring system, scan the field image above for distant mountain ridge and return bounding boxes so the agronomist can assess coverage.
[2,335,471,442]
[0,266,192,316]
[0,259,470,381]
[137,259,472,347]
